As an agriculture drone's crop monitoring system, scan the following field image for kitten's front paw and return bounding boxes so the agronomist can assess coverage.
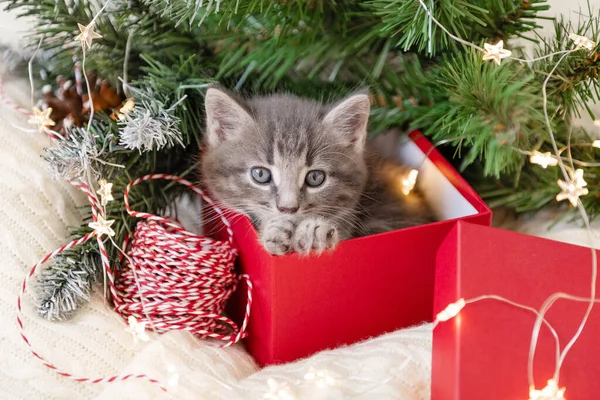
[260,217,297,255]
[292,218,339,255]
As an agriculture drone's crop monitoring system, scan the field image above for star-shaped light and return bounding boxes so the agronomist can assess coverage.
[88,214,116,237]
[569,33,596,51]
[97,179,114,206]
[529,150,558,169]
[399,169,419,195]
[304,367,337,388]
[125,316,150,343]
[264,378,296,400]
[436,298,466,322]
[570,169,587,189]
[28,107,56,132]
[75,22,102,49]
[529,379,566,400]
[482,40,512,66]
[556,177,589,207]
[117,99,135,121]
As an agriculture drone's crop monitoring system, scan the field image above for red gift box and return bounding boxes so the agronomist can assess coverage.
[432,221,600,400]
[210,132,491,366]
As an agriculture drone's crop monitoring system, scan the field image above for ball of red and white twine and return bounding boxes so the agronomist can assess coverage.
[116,174,252,345]
[16,174,252,393]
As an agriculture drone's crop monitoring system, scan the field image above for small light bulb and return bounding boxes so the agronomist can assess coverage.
[400,169,419,195]
[570,169,587,189]
[75,22,102,49]
[592,139,600,148]
[529,379,566,400]
[97,179,114,206]
[569,33,596,51]
[304,367,336,388]
[88,214,116,238]
[529,150,558,169]
[124,315,149,343]
[28,107,56,132]
[482,40,512,65]
[264,378,296,400]
[436,298,466,322]
[556,170,589,207]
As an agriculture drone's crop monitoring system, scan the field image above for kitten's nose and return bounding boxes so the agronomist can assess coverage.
[277,206,299,214]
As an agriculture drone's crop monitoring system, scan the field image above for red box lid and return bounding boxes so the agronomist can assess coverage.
[432,221,600,400]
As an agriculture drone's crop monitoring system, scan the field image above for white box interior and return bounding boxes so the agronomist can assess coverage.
[396,138,478,221]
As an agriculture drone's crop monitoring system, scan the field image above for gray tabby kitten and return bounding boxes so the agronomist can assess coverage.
[200,88,434,255]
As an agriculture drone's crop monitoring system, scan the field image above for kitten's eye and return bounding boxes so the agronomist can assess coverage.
[305,170,326,187]
[250,167,272,184]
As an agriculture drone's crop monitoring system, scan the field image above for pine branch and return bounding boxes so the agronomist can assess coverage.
[531,14,600,119]
[410,50,545,177]
[3,0,211,85]
[36,243,101,321]
[367,0,550,55]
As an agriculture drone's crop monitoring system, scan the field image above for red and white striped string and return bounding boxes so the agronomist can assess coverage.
[15,174,253,393]
[73,55,84,95]
[117,174,252,347]
[16,179,167,392]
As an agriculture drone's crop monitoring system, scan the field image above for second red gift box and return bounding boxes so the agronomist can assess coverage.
[432,221,600,400]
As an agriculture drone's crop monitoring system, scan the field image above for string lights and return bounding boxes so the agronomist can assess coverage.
[27,107,55,132]
[435,298,465,323]
[568,33,596,51]
[482,40,512,65]
[528,379,566,400]
[115,99,135,121]
[264,378,296,400]
[556,177,589,207]
[400,169,419,195]
[125,315,150,343]
[88,214,116,237]
[569,169,587,190]
[75,22,103,49]
[304,367,337,388]
[529,150,559,169]
[97,179,114,206]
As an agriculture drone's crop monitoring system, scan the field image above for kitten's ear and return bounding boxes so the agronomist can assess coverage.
[322,94,370,152]
[204,88,254,147]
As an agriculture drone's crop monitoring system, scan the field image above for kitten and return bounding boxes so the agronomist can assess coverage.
[200,88,434,255]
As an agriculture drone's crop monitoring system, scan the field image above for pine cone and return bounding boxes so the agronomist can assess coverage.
[40,75,124,134]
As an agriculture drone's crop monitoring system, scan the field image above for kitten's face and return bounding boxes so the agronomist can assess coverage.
[201,89,369,230]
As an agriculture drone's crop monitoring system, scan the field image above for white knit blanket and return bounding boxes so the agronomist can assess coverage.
[2,11,599,400]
